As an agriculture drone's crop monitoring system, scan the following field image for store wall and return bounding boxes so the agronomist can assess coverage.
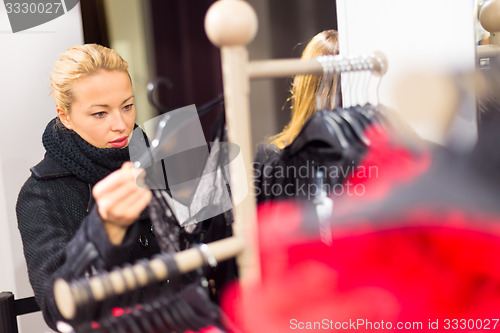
[336,0,477,148]
[103,0,155,126]
[0,4,83,332]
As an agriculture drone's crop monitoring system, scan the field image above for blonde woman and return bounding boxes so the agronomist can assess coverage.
[15,44,157,330]
[254,30,342,202]
[270,29,339,149]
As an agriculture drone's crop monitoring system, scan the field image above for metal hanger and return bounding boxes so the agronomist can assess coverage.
[330,56,370,147]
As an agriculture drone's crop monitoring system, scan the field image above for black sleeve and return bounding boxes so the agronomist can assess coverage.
[253,143,282,203]
[16,177,139,330]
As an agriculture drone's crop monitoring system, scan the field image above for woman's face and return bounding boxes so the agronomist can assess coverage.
[58,70,135,149]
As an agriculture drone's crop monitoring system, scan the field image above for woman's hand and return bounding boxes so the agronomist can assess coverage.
[92,162,152,245]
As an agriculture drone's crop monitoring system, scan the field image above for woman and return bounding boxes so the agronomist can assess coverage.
[16,44,235,330]
[254,30,342,202]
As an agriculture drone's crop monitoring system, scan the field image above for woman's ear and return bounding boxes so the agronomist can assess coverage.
[56,107,73,130]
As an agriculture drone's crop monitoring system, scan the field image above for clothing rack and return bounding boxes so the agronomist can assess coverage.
[53,0,388,322]
[204,0,387,284]
[54,237,245,321]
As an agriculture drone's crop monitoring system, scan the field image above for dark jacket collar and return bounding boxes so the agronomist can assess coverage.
[30,154,73,180]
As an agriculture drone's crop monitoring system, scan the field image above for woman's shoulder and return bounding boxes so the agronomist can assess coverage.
[18,154,77,201]
[30,154,73,180]
[17,155,88,214]
[254,143,282,165]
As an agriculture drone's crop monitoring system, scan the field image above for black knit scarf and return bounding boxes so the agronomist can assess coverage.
[42,117,131,185]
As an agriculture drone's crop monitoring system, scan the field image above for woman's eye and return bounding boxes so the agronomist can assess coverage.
[123,104,134,111]
[93,112,106,118]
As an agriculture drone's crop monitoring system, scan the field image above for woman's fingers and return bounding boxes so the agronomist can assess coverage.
[93,162,136,198]
[103,184,152,226]
[93,162,152,227]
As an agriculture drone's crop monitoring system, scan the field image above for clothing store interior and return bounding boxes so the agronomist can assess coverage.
[2,0,500,332]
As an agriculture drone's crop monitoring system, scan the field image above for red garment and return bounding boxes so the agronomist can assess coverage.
[341,126,431,204]
[222,202,500,333]
[222,128,500,332]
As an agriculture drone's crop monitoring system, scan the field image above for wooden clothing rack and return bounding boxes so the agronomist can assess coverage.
[478,0,500,58]
[53,0,389,322]
[204,0,387,284]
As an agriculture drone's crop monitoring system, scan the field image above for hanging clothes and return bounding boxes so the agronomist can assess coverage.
[254,110,368,203]
[134,102,238,303]
[224,140,500,333]
[223,70,500,333]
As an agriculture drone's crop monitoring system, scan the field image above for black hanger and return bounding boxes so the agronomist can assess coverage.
[147,77,174,114]
[347,104,371,128]
[121,311,142,333]
[141,303,166,332]
[337,107,370,146]
[180,283,222,328]
[171,292,208,331]
[197,93,225,117]
[159,293,192,332]
[152,254,190,332]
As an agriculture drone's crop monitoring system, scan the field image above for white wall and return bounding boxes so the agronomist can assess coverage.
[336,0,477,147]
[0,4,83,332]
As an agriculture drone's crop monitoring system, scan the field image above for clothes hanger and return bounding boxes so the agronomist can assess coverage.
[320,57,359,149]
[158,292,193,332]
[140,303,165,333]
[149,253,200,332]
[329,57,370,147]
[197,93,225,117]
[344,58,372,128]
[122,312,142,333]
[133,260,161,333]
[147,77,174,114]
[339,55,386,135]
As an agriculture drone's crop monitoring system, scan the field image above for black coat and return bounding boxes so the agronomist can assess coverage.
[16,154,160,329]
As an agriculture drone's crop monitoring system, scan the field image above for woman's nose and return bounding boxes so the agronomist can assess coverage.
[111,111,127,132]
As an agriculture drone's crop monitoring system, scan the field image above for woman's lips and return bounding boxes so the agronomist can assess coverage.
[109,136,128,148]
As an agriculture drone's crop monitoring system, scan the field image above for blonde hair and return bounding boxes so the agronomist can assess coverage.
[50,44,129,113]
[270,30,339,149]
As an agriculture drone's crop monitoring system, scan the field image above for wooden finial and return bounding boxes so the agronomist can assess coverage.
[205,0,258,47]
[480,0,500,45]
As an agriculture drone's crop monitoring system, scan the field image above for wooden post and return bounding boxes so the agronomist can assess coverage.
[205,0,260,284]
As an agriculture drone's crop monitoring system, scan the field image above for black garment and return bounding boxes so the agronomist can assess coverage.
[254,110,367,203]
